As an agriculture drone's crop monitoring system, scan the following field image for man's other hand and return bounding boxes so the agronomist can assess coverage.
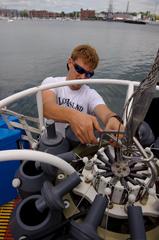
[69,112,102,144]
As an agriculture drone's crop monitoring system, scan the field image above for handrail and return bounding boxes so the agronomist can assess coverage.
[1,78,159,147]
[0,79,140,108]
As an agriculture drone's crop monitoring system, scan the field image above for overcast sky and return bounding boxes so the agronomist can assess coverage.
[0,0,159,14]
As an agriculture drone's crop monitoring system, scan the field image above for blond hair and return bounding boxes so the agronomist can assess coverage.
[71,44,99,69]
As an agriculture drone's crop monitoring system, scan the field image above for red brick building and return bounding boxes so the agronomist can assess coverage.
[80,8,95,20]
[28,10,60,19]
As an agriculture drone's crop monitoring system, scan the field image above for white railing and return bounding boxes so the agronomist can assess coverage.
[0,78,159,147]
[0,79,139,128]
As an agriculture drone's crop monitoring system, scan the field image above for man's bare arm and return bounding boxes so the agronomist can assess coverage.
[42,90,102,144]
[94,104,124,131]
[42,90,73,123]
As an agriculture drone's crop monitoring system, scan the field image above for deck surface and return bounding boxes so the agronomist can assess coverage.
[0,199,19,240]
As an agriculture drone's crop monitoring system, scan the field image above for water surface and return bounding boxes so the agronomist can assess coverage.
[0,19,159,114]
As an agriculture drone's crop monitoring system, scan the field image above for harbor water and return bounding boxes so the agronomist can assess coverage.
[0,19,159,114]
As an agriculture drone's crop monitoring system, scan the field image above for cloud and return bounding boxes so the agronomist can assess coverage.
[0,0,84,11]
[0,0,159,13]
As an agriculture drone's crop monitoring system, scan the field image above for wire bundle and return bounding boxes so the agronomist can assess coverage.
[125,49,159,145]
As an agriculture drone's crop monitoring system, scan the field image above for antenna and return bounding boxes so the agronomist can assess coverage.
[126,1,129,13]
[108,0,113,13]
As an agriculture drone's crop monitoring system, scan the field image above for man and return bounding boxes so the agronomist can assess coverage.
[42,44,123,144]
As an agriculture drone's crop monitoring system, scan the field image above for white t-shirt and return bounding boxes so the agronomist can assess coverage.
[41,76,105,114]
[41,76,105,135]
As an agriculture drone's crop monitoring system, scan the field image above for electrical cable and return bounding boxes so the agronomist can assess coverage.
[125,49,159,145]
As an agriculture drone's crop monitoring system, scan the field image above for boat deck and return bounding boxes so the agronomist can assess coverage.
[0,198,20,240]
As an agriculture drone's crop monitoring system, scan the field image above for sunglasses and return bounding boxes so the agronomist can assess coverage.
[74,63,94,78]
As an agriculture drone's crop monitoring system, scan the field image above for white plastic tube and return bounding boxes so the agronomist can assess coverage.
[0,149,76,175]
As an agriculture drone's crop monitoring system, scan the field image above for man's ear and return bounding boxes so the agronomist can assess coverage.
[67,58,72,64]
[67,58,72,71]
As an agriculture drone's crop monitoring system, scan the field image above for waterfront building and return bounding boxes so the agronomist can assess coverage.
[80,8,95,20]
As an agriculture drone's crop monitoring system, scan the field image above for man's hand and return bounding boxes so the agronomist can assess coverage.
[69,111,102,144]
[106,116,125,138]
